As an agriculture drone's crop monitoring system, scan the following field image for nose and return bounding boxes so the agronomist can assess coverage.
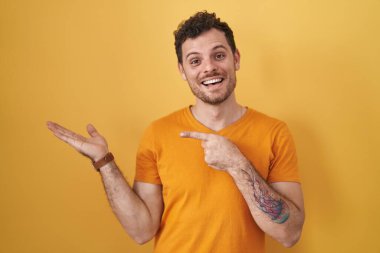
[203,58,217,73]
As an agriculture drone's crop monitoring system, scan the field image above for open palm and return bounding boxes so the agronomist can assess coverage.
[47,121,109,162]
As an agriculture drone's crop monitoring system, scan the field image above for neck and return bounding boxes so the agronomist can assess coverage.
[191,93,246,131]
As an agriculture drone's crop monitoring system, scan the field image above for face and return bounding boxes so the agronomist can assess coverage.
[178,28,240,105]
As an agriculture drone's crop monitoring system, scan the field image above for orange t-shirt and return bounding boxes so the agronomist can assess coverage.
[135,107,300,253]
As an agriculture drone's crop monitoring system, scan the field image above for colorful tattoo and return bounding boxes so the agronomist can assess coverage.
[243,169,290,224]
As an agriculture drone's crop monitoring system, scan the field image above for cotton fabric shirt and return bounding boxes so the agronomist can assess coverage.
[135,107,300,253]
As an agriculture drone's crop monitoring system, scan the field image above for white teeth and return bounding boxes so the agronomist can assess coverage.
[202,78,223,85]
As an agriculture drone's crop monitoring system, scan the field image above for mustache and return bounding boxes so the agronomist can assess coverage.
[201,71,223,79]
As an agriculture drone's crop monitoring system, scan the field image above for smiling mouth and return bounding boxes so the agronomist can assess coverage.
[201,78,224,86]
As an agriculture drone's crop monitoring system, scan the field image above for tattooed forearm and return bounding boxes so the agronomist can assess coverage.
[241,169,290,224]
[227,157,304,246]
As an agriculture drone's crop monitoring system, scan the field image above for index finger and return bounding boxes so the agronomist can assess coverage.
[180,131,210,141]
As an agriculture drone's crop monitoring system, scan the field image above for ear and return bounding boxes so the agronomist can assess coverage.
[178,62,187,81]
[234,49,241,71]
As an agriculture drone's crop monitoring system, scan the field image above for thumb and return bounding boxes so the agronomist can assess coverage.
[87,124,100,137]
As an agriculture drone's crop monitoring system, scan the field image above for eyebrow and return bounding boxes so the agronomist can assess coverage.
[185,45,228,60]
[212,45,228,51]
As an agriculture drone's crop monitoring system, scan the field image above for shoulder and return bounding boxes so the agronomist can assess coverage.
[141,107,189,139]
[246,108,287,132]
[138,108,186,147]
[148,107,188,129]
[241,108,296,146]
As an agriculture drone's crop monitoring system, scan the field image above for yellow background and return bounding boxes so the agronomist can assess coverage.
[1,0,379,252]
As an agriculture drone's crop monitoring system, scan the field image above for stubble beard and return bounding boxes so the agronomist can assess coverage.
[188,76,237,105]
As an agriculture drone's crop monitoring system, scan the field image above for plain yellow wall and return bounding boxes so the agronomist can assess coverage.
[1,0,379,252]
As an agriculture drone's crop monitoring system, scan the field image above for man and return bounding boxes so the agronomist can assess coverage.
[47,11,304,253]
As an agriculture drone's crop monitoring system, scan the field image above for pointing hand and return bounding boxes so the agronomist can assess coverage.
[180,131,248,171]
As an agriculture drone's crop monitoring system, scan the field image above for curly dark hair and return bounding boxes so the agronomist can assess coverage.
[174,11,237,63]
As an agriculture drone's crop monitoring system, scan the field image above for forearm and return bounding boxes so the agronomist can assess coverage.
[99,161,157,243]
[46,122,159,243]
[228,160,304,247]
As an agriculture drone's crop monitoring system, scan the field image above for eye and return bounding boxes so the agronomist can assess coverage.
[215,53,225,60]
[190,58,200,66]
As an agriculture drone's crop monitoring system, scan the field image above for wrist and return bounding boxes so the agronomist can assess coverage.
[93,152,114,172]
[227,156,251,175]
[92,148,110,162]
[98,160,117,173]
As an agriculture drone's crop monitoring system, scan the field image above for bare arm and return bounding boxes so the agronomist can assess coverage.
[228,161,304,247]
[98,162,163,244]
[180,131,304,247]
[47,122,163,244]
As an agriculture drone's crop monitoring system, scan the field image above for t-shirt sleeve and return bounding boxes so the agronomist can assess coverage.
[267,123,301,183]
[134,124,162,184]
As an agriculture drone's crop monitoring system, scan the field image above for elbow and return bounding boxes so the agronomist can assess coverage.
[119,219,159,245]
[281,235,300,248]
[130,228,158,245]
[134,236,153,245]
[278,228,302,248]
[132,231,156,245]
[278,212,305,248]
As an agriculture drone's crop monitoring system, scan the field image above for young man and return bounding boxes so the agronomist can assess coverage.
[47,11,304,253]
